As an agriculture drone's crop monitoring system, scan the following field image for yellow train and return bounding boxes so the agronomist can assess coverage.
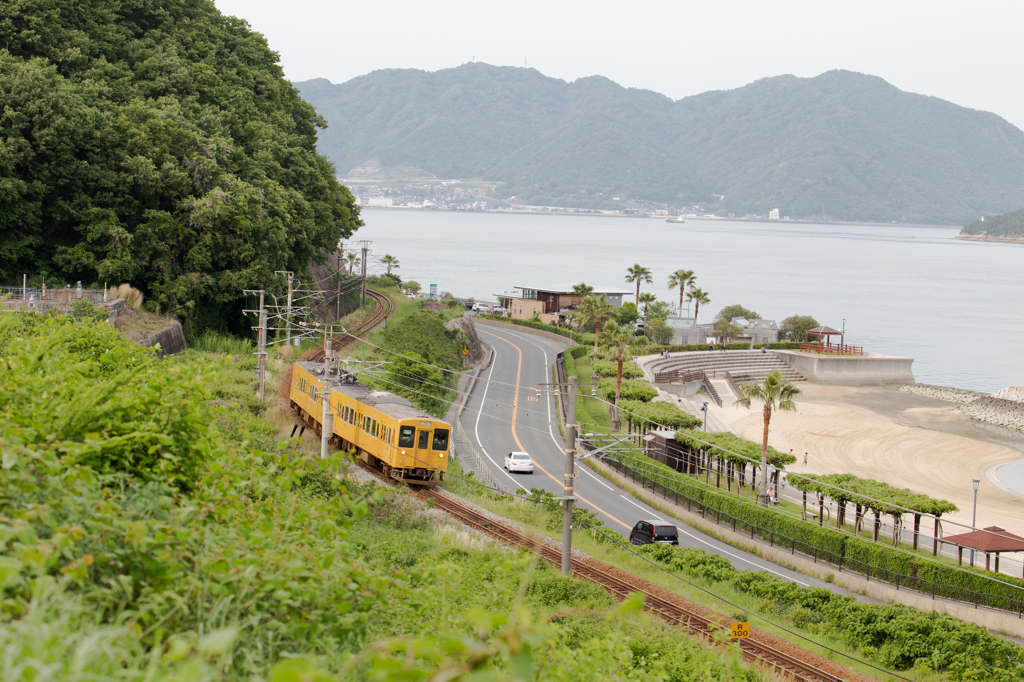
[290,360,450,485]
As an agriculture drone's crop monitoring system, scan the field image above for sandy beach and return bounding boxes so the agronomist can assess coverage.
[720,384,1024,536]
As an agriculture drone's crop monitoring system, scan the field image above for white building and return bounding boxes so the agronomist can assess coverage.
[768,208,780,220]
[366,197,394,208]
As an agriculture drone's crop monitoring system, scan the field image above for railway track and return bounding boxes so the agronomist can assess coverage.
[307,287,392,362]
[416,488,850,682]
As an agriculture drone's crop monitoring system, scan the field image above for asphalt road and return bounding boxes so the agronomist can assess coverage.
[469,322,857,593]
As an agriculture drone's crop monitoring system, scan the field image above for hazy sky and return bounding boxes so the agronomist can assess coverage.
[214,0,1024,130]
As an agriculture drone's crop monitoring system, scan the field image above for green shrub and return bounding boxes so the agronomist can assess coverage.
[189,331,255,355]
[598,377,658,402]
[592,359,642,378]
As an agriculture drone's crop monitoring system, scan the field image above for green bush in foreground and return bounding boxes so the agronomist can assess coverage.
[598,377,658,402]
[638,544,1024,680]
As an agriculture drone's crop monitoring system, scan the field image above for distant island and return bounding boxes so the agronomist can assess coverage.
[958,207,1024,243]
[296,63,1024,225]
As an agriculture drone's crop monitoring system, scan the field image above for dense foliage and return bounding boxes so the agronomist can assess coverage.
[961,206,1024,238]
[298,64,1024,223]
[674,430,797,469]
[639,544,1024,680]
[0,0,360,333]
[788,473,958,517]
[618,399,703,431]
[598,377,658,403]
[779,315,819,342]
[0,314,763,681]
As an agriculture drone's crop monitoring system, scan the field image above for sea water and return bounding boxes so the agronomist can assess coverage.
[355,209,1024,393]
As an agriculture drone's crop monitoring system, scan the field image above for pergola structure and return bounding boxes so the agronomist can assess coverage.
[938,526,1024,575]
[801,325,863,355]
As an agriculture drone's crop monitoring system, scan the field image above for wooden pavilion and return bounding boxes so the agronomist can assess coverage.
[938,526,1024,575]
[801,326,863,355]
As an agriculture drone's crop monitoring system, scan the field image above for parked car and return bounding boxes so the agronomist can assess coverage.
[503,452,534,474]
[472,302,491,313]
[629,520,679,545]
[632,320,648,335]
[492,307,508,316]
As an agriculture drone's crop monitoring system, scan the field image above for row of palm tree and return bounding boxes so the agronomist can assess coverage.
[341,253,401,276]
[625,264,711,322]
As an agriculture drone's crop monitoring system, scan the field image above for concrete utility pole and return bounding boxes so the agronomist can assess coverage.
[562,376,578,576]
[320,386,333,460]
[256,289,267,402]
[275,271,294,346]
[359,241,371,307]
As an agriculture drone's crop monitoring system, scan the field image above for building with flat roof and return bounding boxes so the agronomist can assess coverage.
[496,284,633,325]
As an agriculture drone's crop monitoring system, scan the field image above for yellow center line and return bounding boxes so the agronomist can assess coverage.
[479,329,630,529]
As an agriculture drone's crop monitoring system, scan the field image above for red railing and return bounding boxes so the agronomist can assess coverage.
[799,342,863,356]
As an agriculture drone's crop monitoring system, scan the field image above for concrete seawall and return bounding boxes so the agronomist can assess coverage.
[776,350,915,385]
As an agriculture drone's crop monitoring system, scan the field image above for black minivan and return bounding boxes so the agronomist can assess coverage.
[629,520,679,546]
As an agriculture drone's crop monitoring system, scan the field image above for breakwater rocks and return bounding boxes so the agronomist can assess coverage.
[898,384,1024,431]
[897,383,985,404]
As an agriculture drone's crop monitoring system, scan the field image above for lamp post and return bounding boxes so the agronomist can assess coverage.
[971,478,980,567]
[701,402,709,431]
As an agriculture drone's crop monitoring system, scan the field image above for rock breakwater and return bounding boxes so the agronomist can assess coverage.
[898,384,1024,431]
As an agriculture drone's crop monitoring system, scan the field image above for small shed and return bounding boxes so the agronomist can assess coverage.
[938,526,1024,574]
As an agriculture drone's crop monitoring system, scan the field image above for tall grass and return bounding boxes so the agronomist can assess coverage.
[189,331,254,355]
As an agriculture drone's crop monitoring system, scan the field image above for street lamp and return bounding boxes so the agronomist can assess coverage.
[971,478,980,567]
[701,402,709,431]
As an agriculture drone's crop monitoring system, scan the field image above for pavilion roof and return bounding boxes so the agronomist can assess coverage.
[938,526,1024,553]
[807,326,842,335]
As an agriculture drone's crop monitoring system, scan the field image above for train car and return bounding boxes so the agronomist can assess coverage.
[290,361,450,485]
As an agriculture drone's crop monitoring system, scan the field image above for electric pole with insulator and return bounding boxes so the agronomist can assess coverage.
[562,375,578,576]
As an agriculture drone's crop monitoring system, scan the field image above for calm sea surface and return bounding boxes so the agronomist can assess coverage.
[356,209,1024,393]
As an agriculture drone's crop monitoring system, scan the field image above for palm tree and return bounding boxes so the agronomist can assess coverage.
[345,252,360,274]
[667,269,696,316]
[638,292,657,318]
[576,294,619,361]
[735,370,800,505]
[571,282,594,299]
[598,321,635,404]
[381,254,400,274]
[686,287,710,322]
[624,264,653,307]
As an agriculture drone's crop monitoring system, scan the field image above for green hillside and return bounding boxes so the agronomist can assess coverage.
[296,64,1024,224]
[960,207,1024,239]
[0,0,360,333]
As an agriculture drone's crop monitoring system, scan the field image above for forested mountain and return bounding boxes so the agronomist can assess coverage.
[960,207,1024,240]
[0,0,360,332]
[297,64,1024,224]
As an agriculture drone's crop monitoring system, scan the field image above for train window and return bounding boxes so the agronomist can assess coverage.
[418,430,430,450]
[399,426,415,448]
[432,429,450,451]
[343,406,349,423]
[387,427,393,444]
[371,419,378,438]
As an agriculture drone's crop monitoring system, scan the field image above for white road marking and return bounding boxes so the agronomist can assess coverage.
[619,495,663,521]
[473,354,528,491]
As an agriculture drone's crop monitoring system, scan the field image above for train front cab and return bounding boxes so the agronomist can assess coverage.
[390,418,450,486]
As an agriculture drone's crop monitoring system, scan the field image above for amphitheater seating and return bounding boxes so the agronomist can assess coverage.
[647,350,805,386]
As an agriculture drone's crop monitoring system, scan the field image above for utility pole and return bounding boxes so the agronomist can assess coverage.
[256,289,267,402]
[275,271,294,346]
[562,376,578,576]
[359,240,371,307]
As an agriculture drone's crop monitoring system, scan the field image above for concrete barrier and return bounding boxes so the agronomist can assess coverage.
[775,350,915,385]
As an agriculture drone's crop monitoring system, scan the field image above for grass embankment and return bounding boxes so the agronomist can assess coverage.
[2,309,773,681]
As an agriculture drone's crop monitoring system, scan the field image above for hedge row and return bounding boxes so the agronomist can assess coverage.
[477,315,594,346]
[592,359,643,379]
[638,544,1024,680]
[606,450,1024,611]
[641,341,804,353]
[597,377,658,403]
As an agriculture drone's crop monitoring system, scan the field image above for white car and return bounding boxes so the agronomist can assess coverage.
[472,303,491,313]
[504,452,534,474]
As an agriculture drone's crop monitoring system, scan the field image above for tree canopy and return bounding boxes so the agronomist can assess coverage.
[714,304,760,322]
[780,315,820,342]
[788,473,958,517]
[674,430,797,469]
[0,0,360,333]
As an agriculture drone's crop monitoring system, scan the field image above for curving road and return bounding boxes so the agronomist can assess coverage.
[468,322,856,592]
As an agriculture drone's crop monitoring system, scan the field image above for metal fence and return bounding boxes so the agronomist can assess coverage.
[602,455,1024,617]
[1,286,109,314]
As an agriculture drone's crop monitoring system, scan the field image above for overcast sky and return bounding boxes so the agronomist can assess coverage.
[214,0,1024,130]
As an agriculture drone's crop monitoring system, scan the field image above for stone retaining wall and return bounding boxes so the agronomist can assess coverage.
[898,383,985,404]
[899,384,1024,431]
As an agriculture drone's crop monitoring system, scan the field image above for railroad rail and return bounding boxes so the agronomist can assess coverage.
[416,488,849,682]
[307,287,393,362]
